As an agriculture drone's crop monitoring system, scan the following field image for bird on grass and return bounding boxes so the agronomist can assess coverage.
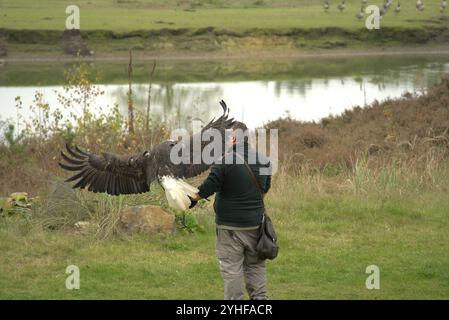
[380,0,392,18]
[323,0,330,12]
[356,7,365,20]
[59,100,236,214]
[384,0,393,10]
[338,0,346,13]
[360,0,368,12]
[416,0,425,12]
[441,0,447,13]
[395,2,401,15]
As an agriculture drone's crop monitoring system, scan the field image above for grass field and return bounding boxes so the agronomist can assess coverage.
[1,165,449,299]
[0,154,449,299]
[1,0,447,31]
[1,0,448,59]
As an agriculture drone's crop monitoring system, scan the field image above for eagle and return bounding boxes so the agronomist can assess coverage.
[59,100,235,211]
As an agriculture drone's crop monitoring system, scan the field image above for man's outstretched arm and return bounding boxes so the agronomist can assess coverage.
[189,164,226,206]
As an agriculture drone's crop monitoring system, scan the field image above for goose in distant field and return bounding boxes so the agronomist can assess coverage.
[416,0,425,11]
[361,0,368,10]
[323,0,330,12]
[356,7,364,19]
[338,0,346,12]
[395,2,401,15]
[384,0,393,10]
[441,0,447,13]
[59,100,236,212]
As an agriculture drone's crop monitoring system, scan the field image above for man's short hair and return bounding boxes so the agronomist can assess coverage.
[232,121,248,132]
[231,121,249,143]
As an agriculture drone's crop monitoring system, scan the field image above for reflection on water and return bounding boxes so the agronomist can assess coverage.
[0,56,448,129]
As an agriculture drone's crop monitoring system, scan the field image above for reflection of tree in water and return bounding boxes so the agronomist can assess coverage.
[110,83,223,132]
[365,62,449,93]
[274,79,312,98]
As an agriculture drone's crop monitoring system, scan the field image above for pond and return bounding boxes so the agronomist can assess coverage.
[1,55,449,131]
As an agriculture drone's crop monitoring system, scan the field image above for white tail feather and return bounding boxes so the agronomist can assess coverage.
[160,176,199,211]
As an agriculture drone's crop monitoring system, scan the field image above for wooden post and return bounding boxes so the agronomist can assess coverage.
[127,49,134,135]
[146,61,157,135]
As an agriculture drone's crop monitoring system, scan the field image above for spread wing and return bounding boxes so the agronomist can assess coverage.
[59,100,235,198]
[59,145,150,195]
[163,100,236,179]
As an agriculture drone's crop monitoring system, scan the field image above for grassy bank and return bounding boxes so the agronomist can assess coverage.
[1,0,448,59]
[2,0,447,31]
[1,163,449,299]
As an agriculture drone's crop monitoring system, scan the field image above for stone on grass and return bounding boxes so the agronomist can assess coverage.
[120,205,175,235]
[74,221,91,234]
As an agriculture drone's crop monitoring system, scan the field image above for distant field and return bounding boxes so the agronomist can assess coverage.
[0,0,447,31]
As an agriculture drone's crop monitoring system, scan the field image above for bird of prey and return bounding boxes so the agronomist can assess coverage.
[59,100,236,211]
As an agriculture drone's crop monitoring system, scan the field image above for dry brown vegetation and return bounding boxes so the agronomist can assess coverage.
[265,76,449,172]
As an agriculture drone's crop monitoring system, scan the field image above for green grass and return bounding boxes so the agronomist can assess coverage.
[2,1,447,58]
[1,166,449,299]
[1,0,447,31]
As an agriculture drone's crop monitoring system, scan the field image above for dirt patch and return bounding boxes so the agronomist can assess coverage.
[62,29,92,56]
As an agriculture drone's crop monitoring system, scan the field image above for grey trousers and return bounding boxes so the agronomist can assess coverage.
[216,228,268,300]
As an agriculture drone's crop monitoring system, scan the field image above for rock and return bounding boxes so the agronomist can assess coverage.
[74,221,91,234]
[10,192,28,202]
[1,192,32,216]
[3,198,14,210]
[120,205,175,235]
[61,29,92,56]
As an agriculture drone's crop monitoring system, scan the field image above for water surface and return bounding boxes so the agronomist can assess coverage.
[1,56,448,130]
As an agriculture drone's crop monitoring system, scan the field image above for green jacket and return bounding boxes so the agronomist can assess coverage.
[198,141,272,228]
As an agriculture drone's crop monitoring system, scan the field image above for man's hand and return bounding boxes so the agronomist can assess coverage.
[188,193,201,209]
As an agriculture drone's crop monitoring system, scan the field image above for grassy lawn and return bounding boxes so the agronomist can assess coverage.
[1,0,447,31]
[2,0,447,59]
[1,171,448,299]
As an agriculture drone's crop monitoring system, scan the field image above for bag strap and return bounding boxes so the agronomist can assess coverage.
[235,153,265,203]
